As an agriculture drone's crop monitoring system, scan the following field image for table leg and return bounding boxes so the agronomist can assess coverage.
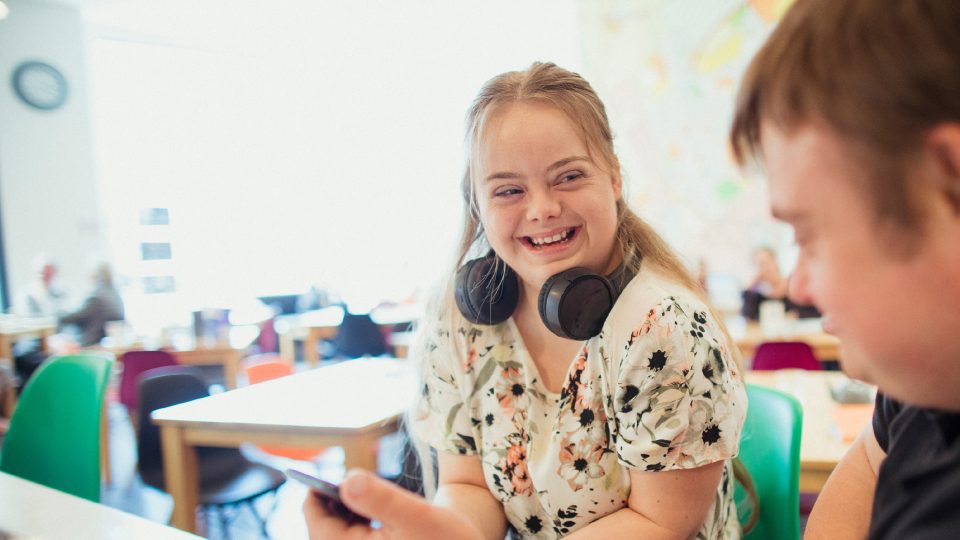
[305,329,320,368]
[279,332,296,366]
[100,401,111,485]
[0,336,17,418]
[161,425,200,533]
[37,330,52,353]
[224,351,240,390]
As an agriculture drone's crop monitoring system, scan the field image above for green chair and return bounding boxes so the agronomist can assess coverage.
[735,384,803,540]
[0,353,113,502]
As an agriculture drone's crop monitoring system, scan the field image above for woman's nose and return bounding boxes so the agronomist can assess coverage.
[525,188,561,222]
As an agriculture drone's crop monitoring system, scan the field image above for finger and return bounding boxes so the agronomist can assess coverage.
[339,469,436,533]
[302,489,354,539]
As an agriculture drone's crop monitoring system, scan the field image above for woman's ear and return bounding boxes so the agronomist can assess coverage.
[610,157,624,199]
[925,123,960,213]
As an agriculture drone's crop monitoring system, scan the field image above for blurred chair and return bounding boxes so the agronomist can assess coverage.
[243,355,327,461]
[331,311,388,359]
[137,367,286,538]
[118,350,178,425]
[752,341,822,371]
[736,384,803,540]
[0,353,113,502]
[256,317,280,354]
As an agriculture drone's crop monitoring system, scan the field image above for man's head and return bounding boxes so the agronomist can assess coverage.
[731,0,960,410]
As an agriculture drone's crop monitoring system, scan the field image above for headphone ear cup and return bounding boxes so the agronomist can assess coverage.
[538,267,615,340]
[454,255,519,325]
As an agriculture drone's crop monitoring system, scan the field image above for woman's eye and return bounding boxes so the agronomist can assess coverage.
[558,172,583,184]
[493,187,522,198]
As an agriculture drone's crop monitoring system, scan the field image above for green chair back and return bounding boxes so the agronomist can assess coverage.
[0,353,113,502]
[735,384,803,540]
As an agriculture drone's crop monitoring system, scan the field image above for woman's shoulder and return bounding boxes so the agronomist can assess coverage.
[418,302,516,357]
[606,266,709,330]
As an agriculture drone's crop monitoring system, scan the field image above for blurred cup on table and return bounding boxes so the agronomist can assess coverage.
[104,320,128,345]
[47,332,79,355]
[759,300,786,337]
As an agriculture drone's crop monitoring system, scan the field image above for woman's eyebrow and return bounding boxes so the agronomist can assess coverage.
[547,155,590,172]
[484,155,591,182]
[485,171,523,182]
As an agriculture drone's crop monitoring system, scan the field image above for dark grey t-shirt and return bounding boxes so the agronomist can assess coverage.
[869,393,960,539]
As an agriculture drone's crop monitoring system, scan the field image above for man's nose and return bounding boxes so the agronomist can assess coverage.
[787,264,814,307]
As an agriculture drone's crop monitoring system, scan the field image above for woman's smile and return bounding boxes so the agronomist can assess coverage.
[520,226,580,253]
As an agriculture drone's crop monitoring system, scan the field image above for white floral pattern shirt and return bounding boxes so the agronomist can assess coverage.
[414,267,747,539]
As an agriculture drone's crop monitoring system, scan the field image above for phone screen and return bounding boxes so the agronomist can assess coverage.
[285,469,371,526]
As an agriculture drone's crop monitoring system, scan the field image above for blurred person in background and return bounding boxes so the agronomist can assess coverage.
[741,246,818,320]
[15,254,67,317]
[59,261,125,347]
[10,255,69,389]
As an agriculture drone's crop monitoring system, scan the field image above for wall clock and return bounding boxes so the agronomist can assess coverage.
[11,61,69,111]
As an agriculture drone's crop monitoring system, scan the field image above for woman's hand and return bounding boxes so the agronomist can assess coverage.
[303,469,484,540]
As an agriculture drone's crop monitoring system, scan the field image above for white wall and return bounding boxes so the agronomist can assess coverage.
[0,0,104,308]
[82,0,582,328]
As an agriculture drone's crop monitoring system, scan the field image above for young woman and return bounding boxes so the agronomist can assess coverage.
[305,62,747,539]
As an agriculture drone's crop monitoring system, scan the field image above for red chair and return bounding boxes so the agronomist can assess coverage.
[256,317,279,354]
[243,355,327,461]
[751,342,822,371]
[119,350,178,420]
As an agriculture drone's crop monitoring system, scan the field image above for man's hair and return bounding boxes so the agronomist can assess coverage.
[730,0,960,230]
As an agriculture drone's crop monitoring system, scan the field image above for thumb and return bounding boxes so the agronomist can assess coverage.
[339,469,434,531]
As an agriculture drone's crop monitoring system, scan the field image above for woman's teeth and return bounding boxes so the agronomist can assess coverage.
[530,229,572,247]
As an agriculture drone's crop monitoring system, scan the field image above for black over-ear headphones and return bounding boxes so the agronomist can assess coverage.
[454,252,635,340]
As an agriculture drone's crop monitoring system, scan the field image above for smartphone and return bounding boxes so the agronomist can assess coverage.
[285,469,371,526]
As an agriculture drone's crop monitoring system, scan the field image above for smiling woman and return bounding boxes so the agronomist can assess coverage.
[302,62,751,540]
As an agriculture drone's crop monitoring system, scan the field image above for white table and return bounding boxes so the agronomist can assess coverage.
[0,471,201,539]
[746,370,875,492]
[152,357,418,533]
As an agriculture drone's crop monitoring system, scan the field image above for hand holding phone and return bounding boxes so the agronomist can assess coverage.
[286,468,372,526]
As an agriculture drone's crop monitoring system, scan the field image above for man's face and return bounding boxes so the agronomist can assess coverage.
[761,120,960,410]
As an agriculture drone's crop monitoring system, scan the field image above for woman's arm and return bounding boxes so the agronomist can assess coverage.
[434,452,508,540]
[566,461,725,540]
[303,453,506,540]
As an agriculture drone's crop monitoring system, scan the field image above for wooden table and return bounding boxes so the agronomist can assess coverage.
[0,317,56,416]
[279,304,421,366]
[732,318,841,364]
[152,357,418,533]
[746,370,875,493]
[0,471,201,539]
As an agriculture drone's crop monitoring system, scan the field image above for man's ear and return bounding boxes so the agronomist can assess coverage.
[925,123,960,213]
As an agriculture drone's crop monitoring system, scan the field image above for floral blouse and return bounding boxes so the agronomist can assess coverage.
[414,267,747,539]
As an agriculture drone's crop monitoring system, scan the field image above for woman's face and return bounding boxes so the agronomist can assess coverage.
[473,101,621,293]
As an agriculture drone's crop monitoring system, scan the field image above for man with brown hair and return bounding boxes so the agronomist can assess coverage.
[730,0,960,537]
